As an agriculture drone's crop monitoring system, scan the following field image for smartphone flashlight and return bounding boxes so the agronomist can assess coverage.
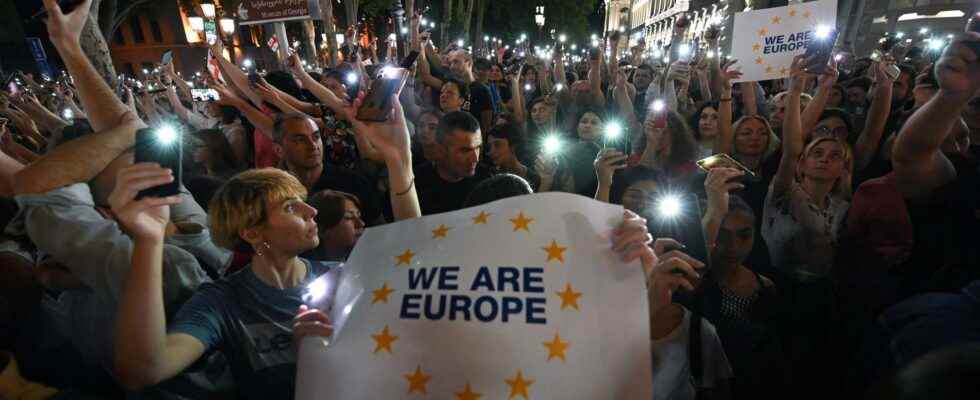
[542,135,563,156]
[604,121,623,140]
[658,194,683,219]
[652,99,666,113]
[678,44,691,57]
[62,108,73,120]
[156,125,179,146]
[346,72,358,85]
[834,53,843,62]
[555,83,564,92]
[815,25,833,40]
[559,34,567,43]
[524,83,533,92]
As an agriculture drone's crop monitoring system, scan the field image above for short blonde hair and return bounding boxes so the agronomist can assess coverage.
[797,137,854,200]
[208,168,308,251]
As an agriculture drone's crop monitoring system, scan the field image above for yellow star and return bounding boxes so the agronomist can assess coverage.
[371,283,394,304]
[509,212,534,232]
[432,224,451,239]
[472,211,491,224]
[788,9,797,17]
[395,249,415,266]
[542,240,567,263]
[766,65,774,74]
[771,16,781,24]
[454,383,482,400]
[543,332,570,362]
[371,325,399,354]
[757,28,768,37]
[505,369,534,399]
[404,365,431,395]
[803,10,812,18]
[752,43,761,52]
[755,57,764,65]
[556,282,583,310]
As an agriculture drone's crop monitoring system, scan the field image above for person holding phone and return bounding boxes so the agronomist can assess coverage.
[692,167,792,397]
[762,55,853,395]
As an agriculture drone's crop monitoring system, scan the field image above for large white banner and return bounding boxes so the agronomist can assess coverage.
[296,193,653,399]
[732,0,838,82]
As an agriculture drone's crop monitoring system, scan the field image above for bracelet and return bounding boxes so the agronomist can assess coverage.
[394,177,415,196]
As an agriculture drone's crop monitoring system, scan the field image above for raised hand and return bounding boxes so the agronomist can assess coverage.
[293,304,333,345]
[594,149,628,187]
[534,153,558,180]
[42,0,92,50]
[108,163,182,242]
[816,56,840,89]
[788,54,811,93]
[646,238,704,314]
[935,32,980,100]
[342,91,411,165]
[719,59,743,88]
[703,167,745,218]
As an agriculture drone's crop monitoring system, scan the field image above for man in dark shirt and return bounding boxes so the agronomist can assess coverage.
[273,113,383,224]
[416,111,493,215]
[446,50,494,132]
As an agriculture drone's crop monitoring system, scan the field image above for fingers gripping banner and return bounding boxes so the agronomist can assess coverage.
[732,0,838,82]
[296,193,653,399]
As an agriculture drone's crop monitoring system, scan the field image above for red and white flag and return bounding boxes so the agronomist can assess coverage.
[267,35,279,53]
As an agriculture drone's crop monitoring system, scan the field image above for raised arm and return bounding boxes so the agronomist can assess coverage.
[43,0,144,132]
[417,46,445,90]
[111,164,206,390]
[165,86,211,130]
[510,69,526,126]
[344,92,421,220]
[211,82,275,138]
[209,40,262,108]
[853,61,895,171]
[715,60,742,156]
[801,59,839,139]
[587,51,605,107]
[739,82,759,116]
[893,32,979,199]
[771,56,809,196]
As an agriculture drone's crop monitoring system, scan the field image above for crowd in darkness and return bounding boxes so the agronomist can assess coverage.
[1,0,980,399]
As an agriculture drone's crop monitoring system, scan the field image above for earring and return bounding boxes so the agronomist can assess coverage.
[255,241,271,257]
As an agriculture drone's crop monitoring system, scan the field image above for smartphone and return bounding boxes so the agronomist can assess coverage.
[803,28,839,74]
[400,51,420,69]
[134,128,182,199]
[161,51,173,66]
[652,192,710,269]
[191,88,219,102]
[356,67,409,122]
[31,0,86,20]
[696,154,756,177]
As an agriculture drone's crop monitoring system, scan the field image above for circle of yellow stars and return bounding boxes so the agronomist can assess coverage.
[750,6,816,78]
[369,208,589,397]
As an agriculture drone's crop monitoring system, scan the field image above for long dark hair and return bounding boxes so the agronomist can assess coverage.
[689,102,719,141]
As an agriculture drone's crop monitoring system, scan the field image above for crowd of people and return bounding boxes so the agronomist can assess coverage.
[1,0,980,398]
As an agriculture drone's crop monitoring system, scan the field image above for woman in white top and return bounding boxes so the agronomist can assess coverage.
[760,55,852,396]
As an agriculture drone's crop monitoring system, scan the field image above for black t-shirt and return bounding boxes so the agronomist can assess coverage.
[415,163,493,215]
[464,82,493,126]
[311,165,383,225]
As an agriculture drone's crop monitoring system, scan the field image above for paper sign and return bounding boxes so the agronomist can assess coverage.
[296,192,653,399]
[731,0,837,82]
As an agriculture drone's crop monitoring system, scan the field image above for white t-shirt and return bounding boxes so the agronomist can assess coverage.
[651,307,734,400]
[761,180,849,282]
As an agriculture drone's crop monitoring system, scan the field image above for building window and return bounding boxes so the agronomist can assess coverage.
[130,16,145,44]
[149,19,164,43]
[113,28,125,45]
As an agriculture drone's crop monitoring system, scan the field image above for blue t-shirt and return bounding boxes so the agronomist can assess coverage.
[169,259,338,400]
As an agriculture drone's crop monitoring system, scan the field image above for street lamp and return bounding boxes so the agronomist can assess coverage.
[219,18,235,36]
[189,17,205,33]
[200,1,216,19]
[535,5,545,42]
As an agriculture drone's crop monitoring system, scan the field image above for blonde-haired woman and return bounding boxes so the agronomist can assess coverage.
[761,55,852,395]
[111,94,420,398]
